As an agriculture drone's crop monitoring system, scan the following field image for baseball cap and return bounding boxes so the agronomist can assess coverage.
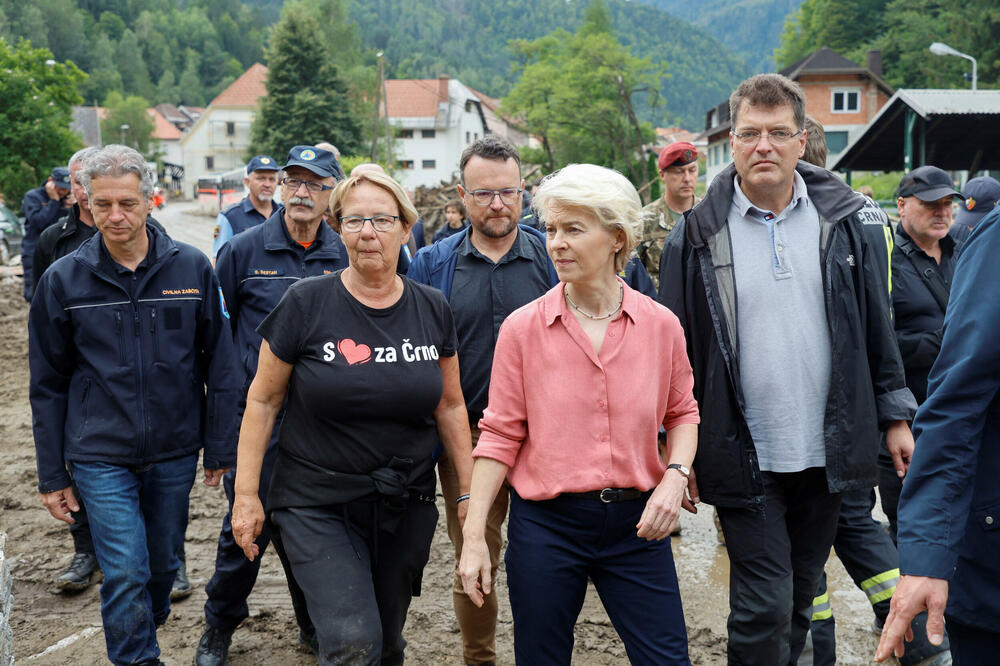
[896,166,961,202]
[246,155,279,173]
[658,142,698,170]
[282,145,343,180]
[955,176,1000,229]
[51,167,71,189]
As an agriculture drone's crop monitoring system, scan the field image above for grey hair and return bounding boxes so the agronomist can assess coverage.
[77,144,155,199]
[68,146,100,171]
[532,163,641,273]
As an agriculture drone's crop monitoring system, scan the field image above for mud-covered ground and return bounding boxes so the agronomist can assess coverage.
[1,204,885,664]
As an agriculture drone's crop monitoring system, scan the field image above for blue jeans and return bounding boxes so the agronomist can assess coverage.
[72,454,198,665]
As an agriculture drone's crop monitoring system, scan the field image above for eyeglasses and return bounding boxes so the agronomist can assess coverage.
[466,188,522,206]
[339,215,400,232]
[282,177,333,193]
[731,129,803,145]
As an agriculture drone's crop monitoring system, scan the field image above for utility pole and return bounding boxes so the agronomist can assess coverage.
[371,52,383,161]
[381,53,392,165]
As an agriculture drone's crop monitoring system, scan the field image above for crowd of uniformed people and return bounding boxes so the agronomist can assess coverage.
[20,70,1000,666]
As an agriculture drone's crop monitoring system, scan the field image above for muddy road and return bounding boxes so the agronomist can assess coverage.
[1,203,883,664]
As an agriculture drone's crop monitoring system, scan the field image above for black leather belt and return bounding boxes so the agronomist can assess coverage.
[563,487,642,503]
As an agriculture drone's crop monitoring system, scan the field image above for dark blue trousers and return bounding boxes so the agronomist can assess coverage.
[947,618,1000,665]
[506,491,690,666]
[203,444,312,634]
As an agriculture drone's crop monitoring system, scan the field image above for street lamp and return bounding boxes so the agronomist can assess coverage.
[120,124,129,146]
[929,42,977,90]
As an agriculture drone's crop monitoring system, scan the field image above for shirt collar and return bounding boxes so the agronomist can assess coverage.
[543,276,639,327]
[457,226,532,262]
[732,170,809,221]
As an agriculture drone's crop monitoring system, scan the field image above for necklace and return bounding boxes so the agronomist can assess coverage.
[564,283,623,320]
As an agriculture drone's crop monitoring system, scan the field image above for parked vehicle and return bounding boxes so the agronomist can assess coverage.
[0,203,24,265]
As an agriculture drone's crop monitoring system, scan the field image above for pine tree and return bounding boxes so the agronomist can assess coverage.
[249,0,362,159]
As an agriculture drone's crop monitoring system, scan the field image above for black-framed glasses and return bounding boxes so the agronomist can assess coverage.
[730,129,803,145]
[282,177,333,193]
[466,187,522,206]
[339,215,400,232]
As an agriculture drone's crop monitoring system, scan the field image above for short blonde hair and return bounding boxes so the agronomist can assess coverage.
[329,170,419,231]
[532,163,641,273]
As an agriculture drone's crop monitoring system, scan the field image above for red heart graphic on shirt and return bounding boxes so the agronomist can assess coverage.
[338,339,372,365]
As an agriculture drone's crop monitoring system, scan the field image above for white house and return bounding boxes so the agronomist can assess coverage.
[179,63,267,197]
[383,76,490,189]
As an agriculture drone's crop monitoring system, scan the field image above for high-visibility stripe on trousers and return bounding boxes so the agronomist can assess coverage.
[810,589,832,621]
[860,568,899,605]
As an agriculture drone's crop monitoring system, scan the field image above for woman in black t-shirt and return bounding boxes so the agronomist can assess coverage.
[231,170,474,665]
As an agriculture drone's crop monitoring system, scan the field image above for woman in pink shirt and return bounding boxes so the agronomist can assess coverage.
[458,163,700,664]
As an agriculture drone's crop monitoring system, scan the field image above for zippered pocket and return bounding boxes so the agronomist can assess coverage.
[115,311,127,365]
[77,377,91,437]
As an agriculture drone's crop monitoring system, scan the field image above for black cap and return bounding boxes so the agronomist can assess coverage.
[956,176,1000,228]
[51,167,71,189]
[282,145,343,180]
[246,155,279,173]
[896,166,961,202]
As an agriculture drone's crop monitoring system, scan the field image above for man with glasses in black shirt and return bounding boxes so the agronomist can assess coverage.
[194,145,349,666]
[408,135,556,666]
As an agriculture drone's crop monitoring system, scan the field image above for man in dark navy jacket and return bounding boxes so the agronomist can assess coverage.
[210,154,281,264]
[194,145,349,666]
[877,201,1000,663]
[28,144,240,666]
[21,166,73,300]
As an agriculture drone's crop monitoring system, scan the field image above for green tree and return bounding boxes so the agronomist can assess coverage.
[0,41,84,205]
[249,0,363,159]
[78,33,122,103]
[178,49,206,106]
[501,0,661,186]
[115,29,154,100]
[100,91,154,154]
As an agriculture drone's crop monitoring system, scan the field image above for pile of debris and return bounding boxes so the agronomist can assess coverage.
[411,177,463,246]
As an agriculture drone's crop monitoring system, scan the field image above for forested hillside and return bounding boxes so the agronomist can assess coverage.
[638,0,804,73]
[0,0,755,130]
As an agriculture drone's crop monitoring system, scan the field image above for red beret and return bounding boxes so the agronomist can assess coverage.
[658,142,698,170]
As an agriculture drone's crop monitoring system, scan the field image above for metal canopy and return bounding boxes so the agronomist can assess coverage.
[832,89,1000,173]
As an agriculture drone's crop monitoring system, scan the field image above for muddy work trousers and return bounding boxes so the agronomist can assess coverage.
[808,487,949,666]
[271,499,438,666]
[716,467,842,666]
[439,426,509,666]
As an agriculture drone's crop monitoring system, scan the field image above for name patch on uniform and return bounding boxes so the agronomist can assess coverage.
[162,288,201,295]
[249,268,286,277]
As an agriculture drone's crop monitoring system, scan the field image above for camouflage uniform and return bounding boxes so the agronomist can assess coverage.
[637,195,699,289]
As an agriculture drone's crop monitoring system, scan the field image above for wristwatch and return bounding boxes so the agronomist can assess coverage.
[666,463,690,479]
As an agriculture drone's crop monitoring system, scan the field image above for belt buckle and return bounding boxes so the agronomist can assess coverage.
[599,488,620,503]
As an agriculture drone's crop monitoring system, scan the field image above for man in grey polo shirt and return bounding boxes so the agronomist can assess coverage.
[658,73,916,665]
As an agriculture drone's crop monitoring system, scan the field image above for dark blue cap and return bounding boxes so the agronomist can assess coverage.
[51,167,70,189]
[282,145,343,180]
[897,166,961,202]
[246,155,279,173]
[956,176,1000,228]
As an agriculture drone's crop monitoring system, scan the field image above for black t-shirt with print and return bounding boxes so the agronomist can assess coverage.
[258,271,457,484]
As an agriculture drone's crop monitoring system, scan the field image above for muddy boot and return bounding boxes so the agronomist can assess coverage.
[55,552,100,591]
[194,626,232,666]
[170,556,192,601]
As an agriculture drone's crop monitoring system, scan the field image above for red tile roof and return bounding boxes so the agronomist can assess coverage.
[147,108,183,140]
[384,79,448,118]
[210,63,268,107]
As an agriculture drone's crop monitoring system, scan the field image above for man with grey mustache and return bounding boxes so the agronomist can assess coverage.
[195,145,350,666]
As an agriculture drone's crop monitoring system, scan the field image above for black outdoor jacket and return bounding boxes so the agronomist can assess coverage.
[657,161,916,509]
[33,207,168,289]
[891,227,958,404]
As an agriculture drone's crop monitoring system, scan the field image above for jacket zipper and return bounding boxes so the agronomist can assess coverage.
[115,311,126,365]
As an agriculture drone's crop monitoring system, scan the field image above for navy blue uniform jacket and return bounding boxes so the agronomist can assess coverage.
[215,211,348,389]
[898,209,1000,631]
[29,226,241,493]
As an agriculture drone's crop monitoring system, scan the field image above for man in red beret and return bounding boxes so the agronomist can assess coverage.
[638,141,700,288]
